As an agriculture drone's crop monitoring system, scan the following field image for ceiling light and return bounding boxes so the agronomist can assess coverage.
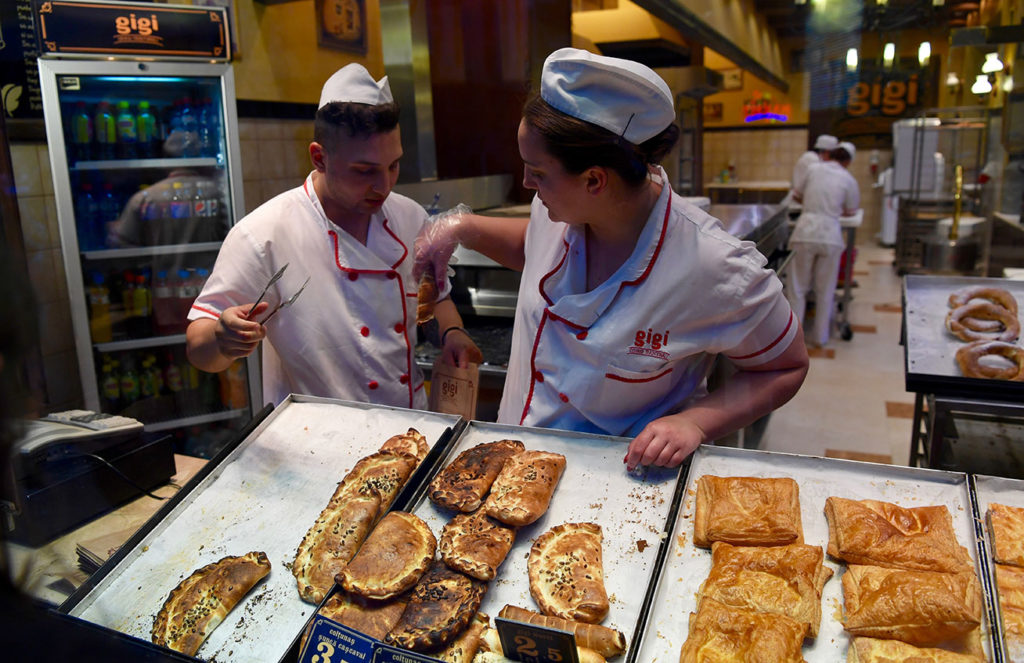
[883,43,895,69]
[918,42,931,67]
[972,74,993,95]
[847,48,859,72]
[982,52,1004,74]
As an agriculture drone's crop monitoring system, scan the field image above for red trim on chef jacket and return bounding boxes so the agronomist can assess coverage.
[605,367,673,383]
[538,239,571,307]
[519,309,551,425]
[191,303,221,318]
[725,310,796,361]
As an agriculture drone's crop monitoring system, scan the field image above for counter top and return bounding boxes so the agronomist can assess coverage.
[704,180,791,190]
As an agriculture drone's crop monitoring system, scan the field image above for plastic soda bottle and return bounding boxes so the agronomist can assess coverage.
[180,97,200,157]
[219,359,248,409]
[132,271,152,335]
[121,270,136,323]
[115,100,138,159]
[136,101,157,158]
[164,350,183,394]
[120,356,140,406]
[101,357,121,412]
[153,270,175,335]
[69,101,92,163]
[94,102,116,160]
[76,182,101,250]
[169,181,191,235]
[87,272,113,343]
[98,182,120,248]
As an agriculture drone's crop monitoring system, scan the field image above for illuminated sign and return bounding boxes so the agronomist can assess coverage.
[743,90,790,123]
[846,74,921,116]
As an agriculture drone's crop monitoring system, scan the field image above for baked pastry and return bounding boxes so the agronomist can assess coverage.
[429,439,525,512]
[528,522,609,624]
[439,509,516,581]
[846,637,985,662]
[498,604,626,658]
[698,541,833,638]
[996,563,1024,657]
[385,560,487,651]
[483,450,566,527]
[693,475,803,548]
[678,598,808,663]
[948,285,1019,314]
[335,450,421,516]
[841,564,982,646]
[299,590,408,649]
[152,551,271,656]
[479,626,608,663]
[988,503,1024,566]
[955,340,1024,381]
[824,497,973,573]
[431,612,489,663]
[338,511,436,600]
[379,428,429,463]
[945,300,1020,342]
[417,272,438,324]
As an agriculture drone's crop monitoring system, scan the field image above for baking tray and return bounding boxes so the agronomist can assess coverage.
[973,474,1024,662]
[636,444,996,663]
[405,420,685,662]
[62,395,462,662]
[903,274,1024,399]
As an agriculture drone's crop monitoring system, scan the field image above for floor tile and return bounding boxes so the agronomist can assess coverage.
[873,303,902,313]
[850,324,877,334]
[885,402,916,419]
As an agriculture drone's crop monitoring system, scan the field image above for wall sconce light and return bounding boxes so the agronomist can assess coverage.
[982,52,1004,74]
[1003,74,1014,93]
[883,43,896,69]
[846,48,859,72]
[918,42,931,67]
[946,72,961,88]
[972,74,993,95]
[795,0,806,5]
[933,0,944,6]
[877,0,889,6]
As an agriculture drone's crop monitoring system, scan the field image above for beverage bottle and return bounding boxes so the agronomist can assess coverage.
[75,182,101,250]
[197,98,213,158]
[120,270,136,328]
[98,182,120,248]
[219,359,248,410]
[153,270,175,335]
[191,180,212,241]
[164,350,184,395]
[169,181,191,242]
[163,99,182,157]
[175,268,195,333]
[146,352,164,395]
[137,185,159,246]
[133,271,152,335]
[87,272,113,343]
[139,356,155,399]
[136,100,157,158]
[120,355,140,407]
[94,102,116,160]
[155,182,175,245]
[100,357,121,412]
[115,100,138,159]
[180,97,200,157]
[69,101,93,163]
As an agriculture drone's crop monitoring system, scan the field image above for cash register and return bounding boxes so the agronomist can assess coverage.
[2,410,175,546]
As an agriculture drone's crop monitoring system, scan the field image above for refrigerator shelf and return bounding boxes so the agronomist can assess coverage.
[71,157,221,171]
[94,334,186,353]
[82,242,223,261]
[143,408,248,433]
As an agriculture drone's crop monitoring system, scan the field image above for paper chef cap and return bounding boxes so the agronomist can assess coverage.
[318,63,393,109]
[814,134,839,150]
[540,47,675,144]
[839,141,856,161]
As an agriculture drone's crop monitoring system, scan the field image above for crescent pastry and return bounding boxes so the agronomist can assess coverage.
[439,509,516,581]
[339,511,436,600]
[988,503,1024,567]
[841,565,982,646]
[996,563,1024,659]
[299,590,408,649]
[479,626,608,663]
[385,560,487,652]
[379,428,430,464]
[498,605,626,658]
[152,551,271,656]
[847,637,985,662]
[678,598,808,663]
[693,475,803,548]
[483,450,566,527]
[825,497,973,573]
[698,542,833,638]
[432,612,489,663]
[528,522,609,624]
[429,439,526,512]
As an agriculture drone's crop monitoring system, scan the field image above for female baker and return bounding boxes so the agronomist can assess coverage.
[416,48,809,469]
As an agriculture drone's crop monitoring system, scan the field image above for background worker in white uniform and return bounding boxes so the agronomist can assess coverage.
[186,64,481,407]
[415,48,809,469]
[783,134,837,209]
[786,141,861,348]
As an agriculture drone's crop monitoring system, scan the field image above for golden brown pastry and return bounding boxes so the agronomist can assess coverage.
[528,522,609,624]
[846,636,985,662]
[678,598,808,663]
[338,511,436,600]
[299,590,408,649]
[385,560,487,651]
[988,503,1024,567]
[824,497,973,573]
[497,605,626,658]
[152,551,271,656]
[478,626,608,663]
[335,450,421,517]
[432,612,489,663]
[439,509,516,581]
[428,439,525,513]
[699,541,833,638]
[841,564,982,646]
[996,563,1024,656]
[417,272,439,325]
[483,450,566,527]
[693,475,803,548]
[379,428,429,463]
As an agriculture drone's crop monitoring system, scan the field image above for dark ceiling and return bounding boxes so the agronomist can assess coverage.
[753,0,960,41]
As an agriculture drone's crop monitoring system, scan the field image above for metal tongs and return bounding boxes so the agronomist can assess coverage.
[247,263,289,316]
[261,276,310,324]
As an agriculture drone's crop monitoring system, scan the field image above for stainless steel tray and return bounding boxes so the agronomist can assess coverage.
[65,395,461,662]
[973,474,1024,663]
[903,274,1024,399]
[637,444,995,663]
[406,420,684,661]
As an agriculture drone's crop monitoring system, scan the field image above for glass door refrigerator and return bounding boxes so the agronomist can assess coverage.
[38,57,260,458]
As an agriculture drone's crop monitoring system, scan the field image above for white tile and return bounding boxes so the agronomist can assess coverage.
[10,143,43,197]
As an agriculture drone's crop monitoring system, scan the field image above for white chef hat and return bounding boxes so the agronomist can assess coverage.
[540,47,675,145]
[318,63,393,109]
[814,134,839,150]
[838,141,856,161]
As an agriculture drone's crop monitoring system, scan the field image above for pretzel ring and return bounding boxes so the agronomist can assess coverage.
[955,340,1024,380]
[945,301,1021,342]
[948,286,1019,315]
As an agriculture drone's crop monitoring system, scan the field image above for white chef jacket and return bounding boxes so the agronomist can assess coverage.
[791,161,860,248]
[791,150,820,194]
[189,172,446,408]
[498,169,798,437]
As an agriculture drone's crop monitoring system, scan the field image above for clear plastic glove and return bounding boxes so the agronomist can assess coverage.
[413,203,471,291]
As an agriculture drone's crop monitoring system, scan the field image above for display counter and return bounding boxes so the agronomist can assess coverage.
[704,180,790,204]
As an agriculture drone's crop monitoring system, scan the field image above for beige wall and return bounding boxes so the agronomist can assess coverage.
[677,0,786,81]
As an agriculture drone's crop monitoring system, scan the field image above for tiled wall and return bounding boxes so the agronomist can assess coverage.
[237,118,314,213]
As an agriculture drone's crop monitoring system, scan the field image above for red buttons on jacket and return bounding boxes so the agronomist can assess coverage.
[386,270,398,279]
[394,323,405,334]
[534,371,544,383]
[348,272,359,281]
[559,392,569,403]
[360,326,370,337]
[368,380,379,390]
[576,331,588,340]
[400,374,409,384]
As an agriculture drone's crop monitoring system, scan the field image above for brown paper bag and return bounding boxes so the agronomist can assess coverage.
[428,356,479,419]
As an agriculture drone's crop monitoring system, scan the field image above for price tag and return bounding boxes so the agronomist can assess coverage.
[495,616,580,663]
[297,617,376,663]
[372,643,444,662]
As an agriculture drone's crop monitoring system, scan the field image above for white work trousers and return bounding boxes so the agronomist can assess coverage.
[786,241,844,347]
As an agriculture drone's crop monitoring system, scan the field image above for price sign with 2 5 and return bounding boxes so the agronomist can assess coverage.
[495,616,580,663]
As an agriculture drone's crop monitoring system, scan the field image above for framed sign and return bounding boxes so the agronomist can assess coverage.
[315,0,366,54]
[703,102,723,122]
[721,68,743,91]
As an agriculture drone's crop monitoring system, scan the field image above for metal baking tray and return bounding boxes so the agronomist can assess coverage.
[405,420,685,662]
[973,474,1024,662]
[636,444,996,663]
[903,274,1024,399]
[61,395,462,662]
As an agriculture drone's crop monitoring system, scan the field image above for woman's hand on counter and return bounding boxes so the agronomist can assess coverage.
[624,413,707,471]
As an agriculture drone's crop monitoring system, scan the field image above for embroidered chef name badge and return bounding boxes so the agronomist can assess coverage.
[628,328,670,360]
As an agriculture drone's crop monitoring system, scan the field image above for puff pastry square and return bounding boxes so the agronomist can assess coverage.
[846,637,985,662]
[693,475,803,548]
[678,598,808,663]
[841,564,982,646]
[995,563,1024,660]
[699,541,833,637]
[988,503,1024,567]
[825,497,973,573]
